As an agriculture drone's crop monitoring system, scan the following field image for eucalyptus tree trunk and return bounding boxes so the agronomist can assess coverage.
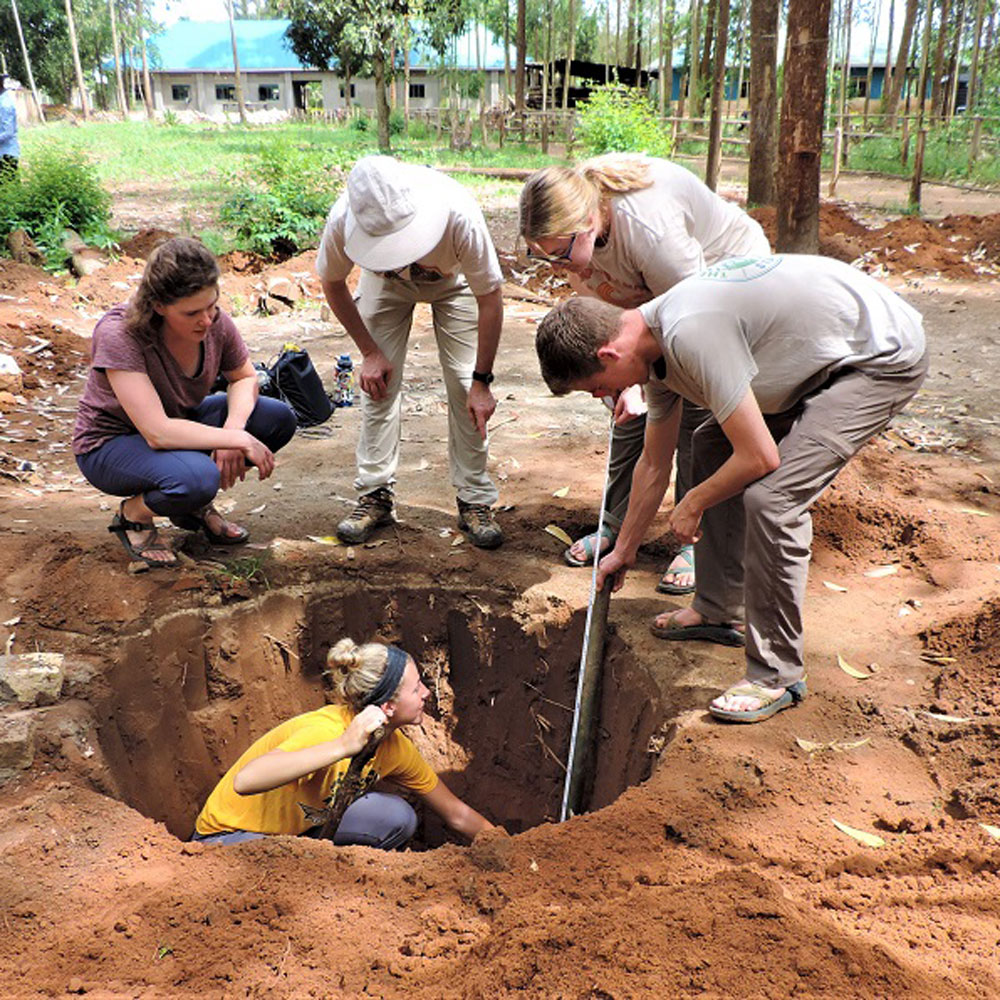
[626,0,636,67]
[64,0,91,117]
[966,0,986,110]
[634,0,643,69]
[373,48,391,151]
[515,0,526,109]
[136,0,155,118]
[730,0,746,118]
[562,0,576,109]
[225,0,248,123]
[108,0,128,117]
[687,0,700,119]
[863,0,882,123]
[657,0,665,113]
[945,0,966,118]
[615,0,622,67]
[882,0,895,114]
[747,0,779,205]
[696,0,716,115]
[503,1,511,103]
[705,0,730,190]
[606,1,611,82]
[403,19,410,117]
[543,5,551,110]
[885,0,919,128]
[775,0,833,252]
[916,0,934,122]
[929,0,951,120]
[10,0,45,120]
[835,0,853,151]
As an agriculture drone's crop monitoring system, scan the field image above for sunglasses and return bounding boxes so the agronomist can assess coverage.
[527,231,579,263]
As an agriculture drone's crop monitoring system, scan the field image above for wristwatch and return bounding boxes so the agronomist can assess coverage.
[472,370,495,385]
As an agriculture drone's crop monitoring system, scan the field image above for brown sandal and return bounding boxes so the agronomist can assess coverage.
[108,502,177,566]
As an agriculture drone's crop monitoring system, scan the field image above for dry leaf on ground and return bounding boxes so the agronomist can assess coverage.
[864,564,899,578]
[544,524,573,546]
[832,819,885,848]
[837,653,872,680]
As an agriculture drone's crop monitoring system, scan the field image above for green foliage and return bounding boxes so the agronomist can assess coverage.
[0,146,113,268]
[575,85,672,157]
[389,108,407,136]
[219,135,342,256]
[350,114,372,133]
[407,119,430,141]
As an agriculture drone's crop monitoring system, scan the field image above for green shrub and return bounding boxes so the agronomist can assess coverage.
[219,135,343,256]
[0,146,113,268]
[408,119,430,141]
[349,114,371,133]
[575,84,672,157]
[389,108,406,136]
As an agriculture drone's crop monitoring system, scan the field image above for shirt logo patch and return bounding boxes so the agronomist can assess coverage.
[700,255,783,282]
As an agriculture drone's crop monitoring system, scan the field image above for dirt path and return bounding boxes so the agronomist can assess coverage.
[1,193,1000,998]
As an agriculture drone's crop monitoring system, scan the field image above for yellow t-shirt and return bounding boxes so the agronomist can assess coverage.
[195,704,439,836]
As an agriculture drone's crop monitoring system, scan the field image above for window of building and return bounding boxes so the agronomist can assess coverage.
[215,84,236,101]
[171,84,191,102]
[339,84,356,98]
[258,84,280,102]
[409,83,426,99]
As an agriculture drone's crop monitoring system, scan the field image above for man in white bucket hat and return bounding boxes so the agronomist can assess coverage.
[317,156,504,548]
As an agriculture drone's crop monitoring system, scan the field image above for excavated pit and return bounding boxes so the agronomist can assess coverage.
[94,583,665,842]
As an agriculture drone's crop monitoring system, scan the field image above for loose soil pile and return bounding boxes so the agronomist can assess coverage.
[2,198,1000,998]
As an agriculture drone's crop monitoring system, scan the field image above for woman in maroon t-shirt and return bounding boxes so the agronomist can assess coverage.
[73,238,296,566]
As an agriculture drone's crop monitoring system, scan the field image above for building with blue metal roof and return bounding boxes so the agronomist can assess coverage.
[142,18,535,115]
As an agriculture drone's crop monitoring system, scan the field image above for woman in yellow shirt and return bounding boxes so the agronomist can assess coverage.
[194,638,493,848]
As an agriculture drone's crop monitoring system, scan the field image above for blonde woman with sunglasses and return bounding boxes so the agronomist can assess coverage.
[520,154,769,599]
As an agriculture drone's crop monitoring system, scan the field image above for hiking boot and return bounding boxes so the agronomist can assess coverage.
[336,487,395,544]
[457,499,503,549]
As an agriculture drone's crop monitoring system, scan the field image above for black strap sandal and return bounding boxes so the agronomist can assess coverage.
[169,504,250,546]
[108,502,178,567]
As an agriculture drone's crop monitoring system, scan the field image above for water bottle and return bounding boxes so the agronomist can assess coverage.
[335,353,354,407]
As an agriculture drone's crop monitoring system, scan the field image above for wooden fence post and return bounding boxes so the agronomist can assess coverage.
[968,116,983,174]
[909,127,927,212]
[900,115,910,166]
[541,113,550,154]
[829,126,843,196]
[498,113,505,148]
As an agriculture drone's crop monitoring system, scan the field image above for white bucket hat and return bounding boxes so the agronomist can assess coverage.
[343,156,450,272]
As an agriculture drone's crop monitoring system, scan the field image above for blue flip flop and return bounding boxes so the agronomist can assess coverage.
[709,680,808,724]
[564,524,617,567]
[656,544,696,595]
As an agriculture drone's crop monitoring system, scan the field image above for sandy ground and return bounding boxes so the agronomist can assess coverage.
[1,190,1000,999]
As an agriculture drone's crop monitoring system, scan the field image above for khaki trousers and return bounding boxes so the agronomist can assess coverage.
[689,355,928,688]
[354,270,497,506]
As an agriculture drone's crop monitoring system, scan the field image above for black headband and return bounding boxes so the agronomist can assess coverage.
[362,645,408,707]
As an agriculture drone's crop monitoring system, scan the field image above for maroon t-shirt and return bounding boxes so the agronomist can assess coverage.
[72,303,250,455]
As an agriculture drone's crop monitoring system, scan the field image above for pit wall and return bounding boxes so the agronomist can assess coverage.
[96,584,663,839]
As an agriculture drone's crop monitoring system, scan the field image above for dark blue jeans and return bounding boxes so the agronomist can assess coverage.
[76,394,296,517]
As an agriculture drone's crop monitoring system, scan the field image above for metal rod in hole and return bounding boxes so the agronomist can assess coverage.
[560,413,616,822]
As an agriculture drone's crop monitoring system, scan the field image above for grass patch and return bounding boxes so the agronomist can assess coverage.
[17,119,562,252]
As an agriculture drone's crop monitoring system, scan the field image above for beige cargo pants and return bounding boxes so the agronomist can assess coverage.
[353,269,498,506]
